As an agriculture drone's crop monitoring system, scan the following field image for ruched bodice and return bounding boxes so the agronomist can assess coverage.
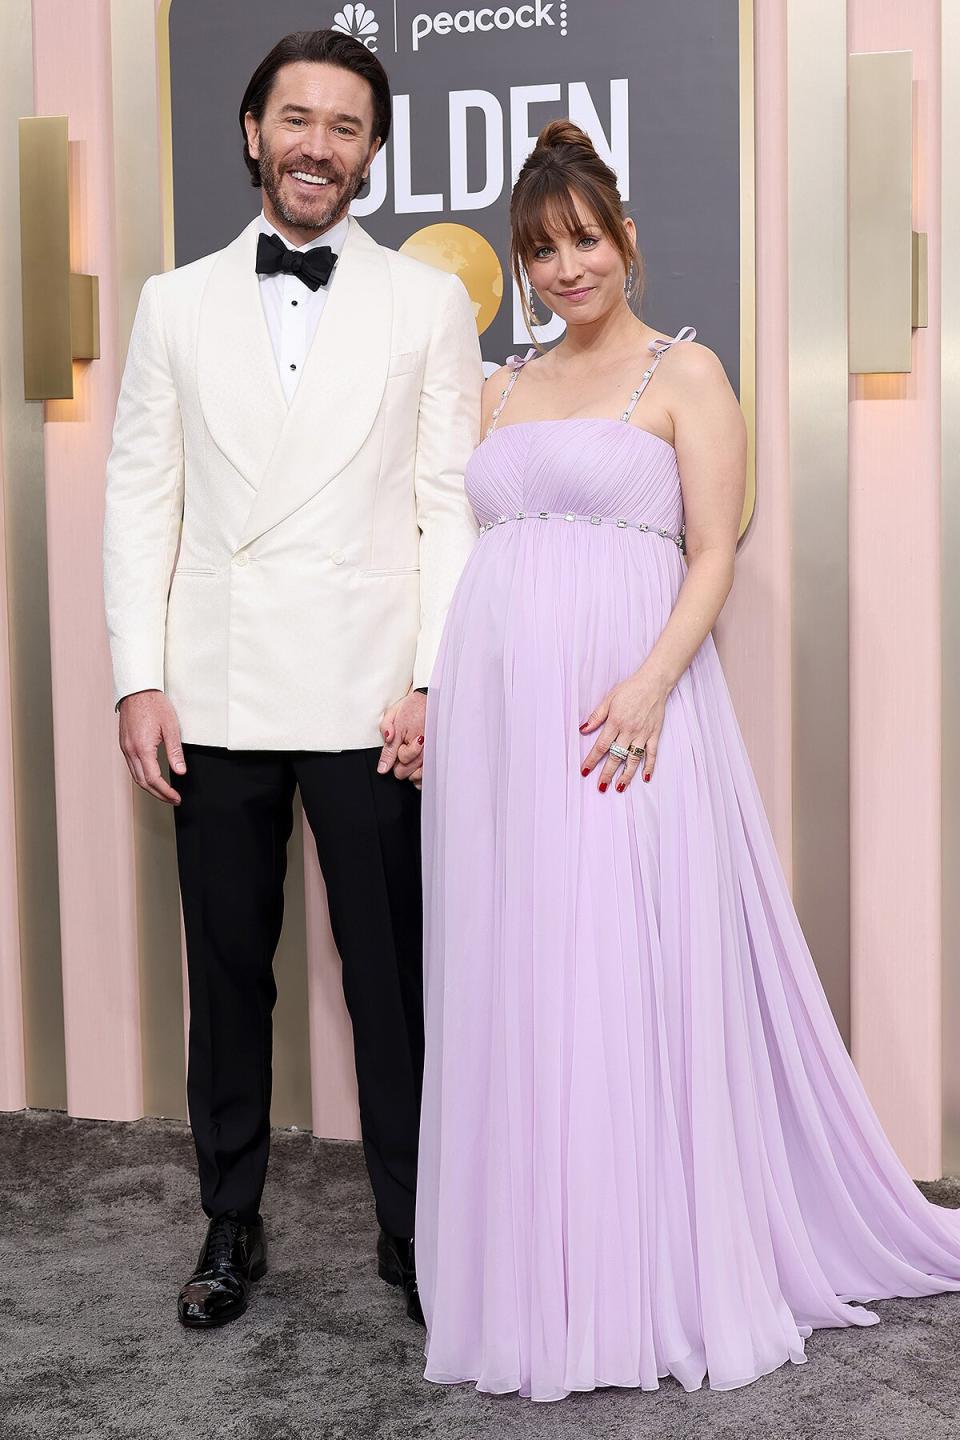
[466,418,685,540]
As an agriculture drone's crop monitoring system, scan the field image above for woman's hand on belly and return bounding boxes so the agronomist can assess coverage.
[578,663,670,791]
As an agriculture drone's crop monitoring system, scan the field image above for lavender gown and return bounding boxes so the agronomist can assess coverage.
[415,327,960,1400]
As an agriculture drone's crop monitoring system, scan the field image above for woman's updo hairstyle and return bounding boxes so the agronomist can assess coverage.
[510,119,643,337]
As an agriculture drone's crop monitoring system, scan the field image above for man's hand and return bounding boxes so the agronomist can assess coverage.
[378,691,427,784]
[394,734,424,789]
[118,689,186,805]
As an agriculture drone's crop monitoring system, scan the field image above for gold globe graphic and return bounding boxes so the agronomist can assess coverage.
[400,224,503,334]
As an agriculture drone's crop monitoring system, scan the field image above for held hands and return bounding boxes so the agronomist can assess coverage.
[118,689,186,805]
[579,665,670,793]
[378,690,427,789]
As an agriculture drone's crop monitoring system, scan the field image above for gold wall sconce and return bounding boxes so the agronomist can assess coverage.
[19,116,100,402]
[848,50,927,375]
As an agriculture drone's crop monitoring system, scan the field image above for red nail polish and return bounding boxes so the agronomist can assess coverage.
[417,735,425,745]
[643,773,651,783]
[581,767,590,777]
[599,781,608,793]
[579,723,589,733]
[616,782,625,793]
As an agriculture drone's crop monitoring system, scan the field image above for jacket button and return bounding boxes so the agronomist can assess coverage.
[330,551,345,565]
[233,551,250,567]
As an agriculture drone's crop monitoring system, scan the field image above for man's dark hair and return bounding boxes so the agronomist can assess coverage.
[238,30,392,187]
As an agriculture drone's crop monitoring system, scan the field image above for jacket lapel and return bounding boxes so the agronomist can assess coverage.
[197,218,288,491]
[237,218,393,548]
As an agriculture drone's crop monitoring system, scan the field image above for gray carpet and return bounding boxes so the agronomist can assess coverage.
[2,1111,960,1440]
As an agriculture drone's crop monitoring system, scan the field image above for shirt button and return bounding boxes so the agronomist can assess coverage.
[233,551,250,567]
[291,299,298,307]
[289,363,297,371]
[330,550,345,566]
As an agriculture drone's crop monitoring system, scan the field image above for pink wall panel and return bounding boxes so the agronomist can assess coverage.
[33,0,143,1120]
[0,437,26,1111]
[847,0,942,1176]
[715,0,793,879]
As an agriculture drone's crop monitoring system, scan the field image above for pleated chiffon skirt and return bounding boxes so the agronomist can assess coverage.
[416,417,960,1399]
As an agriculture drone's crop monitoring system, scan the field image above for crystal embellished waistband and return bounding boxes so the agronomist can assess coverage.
[477,510,686,552]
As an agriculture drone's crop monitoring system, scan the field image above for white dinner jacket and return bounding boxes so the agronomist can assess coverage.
[103,216,482,750]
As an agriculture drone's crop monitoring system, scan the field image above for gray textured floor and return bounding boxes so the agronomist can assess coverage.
[2,1111,960,1440]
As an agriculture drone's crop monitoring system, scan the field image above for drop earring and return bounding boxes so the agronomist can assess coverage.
[624,262,636,296]
[528,282,543,327]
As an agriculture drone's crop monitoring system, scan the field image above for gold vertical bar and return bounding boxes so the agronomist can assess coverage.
[156,0,176,271]
[112,0,185,1121]
[848,51,913,374]
[913,230,928,329]
[941,1,960,1174]
[739,0,757,539]
[19,116,74,401]
[69,273,100,359]
[787,0,850,1040]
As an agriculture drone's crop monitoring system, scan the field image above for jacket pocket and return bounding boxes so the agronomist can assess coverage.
[360,565,421,578]
[387,351,419,378]
[173,566,218,578]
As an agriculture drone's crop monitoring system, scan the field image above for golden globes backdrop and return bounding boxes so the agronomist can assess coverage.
[160,0,754,520]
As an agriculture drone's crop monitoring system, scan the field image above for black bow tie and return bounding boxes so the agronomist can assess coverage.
[255,231,338,291]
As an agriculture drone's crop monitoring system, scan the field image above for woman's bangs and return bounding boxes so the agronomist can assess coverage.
[514,181,594,266]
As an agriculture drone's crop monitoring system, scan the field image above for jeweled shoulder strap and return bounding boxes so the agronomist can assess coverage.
[486,348,537,437]
[621,326,697,423]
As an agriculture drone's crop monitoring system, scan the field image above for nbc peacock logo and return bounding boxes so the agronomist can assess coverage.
[332,4,380,51]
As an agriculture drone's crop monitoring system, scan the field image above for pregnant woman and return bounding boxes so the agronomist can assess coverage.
[415,120,960,1400]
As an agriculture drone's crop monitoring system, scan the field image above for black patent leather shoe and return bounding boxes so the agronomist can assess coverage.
[177,1213,267,1329]
[377,1227,425,1326]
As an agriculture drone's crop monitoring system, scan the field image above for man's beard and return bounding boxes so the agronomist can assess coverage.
[257,134,367,232]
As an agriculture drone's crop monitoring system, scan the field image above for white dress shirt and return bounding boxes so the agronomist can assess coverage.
[256,211,350,405]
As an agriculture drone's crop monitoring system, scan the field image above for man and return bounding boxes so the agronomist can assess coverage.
[103,29,481,1330]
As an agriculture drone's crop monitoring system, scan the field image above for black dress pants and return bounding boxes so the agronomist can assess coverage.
[173,744,424,1238]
